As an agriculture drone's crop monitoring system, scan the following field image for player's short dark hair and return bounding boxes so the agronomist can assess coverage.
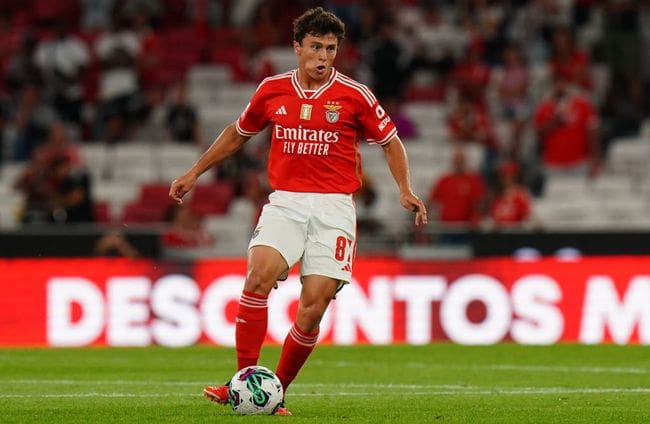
[293,7,345,45]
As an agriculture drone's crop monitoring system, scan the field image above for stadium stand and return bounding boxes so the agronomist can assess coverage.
[1,1,649,259]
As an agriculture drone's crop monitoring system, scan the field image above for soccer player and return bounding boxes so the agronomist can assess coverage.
[169,7,427,415]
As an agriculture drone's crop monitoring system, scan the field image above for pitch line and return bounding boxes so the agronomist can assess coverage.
[0,393,194,398]
[3,379,203,386]
[485,364,649,374]
[4,380,650,391]
[1,387,649,399]
[311,360,649,375]
[1,380,483,389]
[293,387,650,396]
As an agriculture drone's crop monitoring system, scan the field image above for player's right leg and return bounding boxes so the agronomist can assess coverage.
[203,246,288,405]
[204,192,307,409]
[236,246,289,369]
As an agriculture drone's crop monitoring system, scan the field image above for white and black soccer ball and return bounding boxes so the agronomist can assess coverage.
[228,365,284,415]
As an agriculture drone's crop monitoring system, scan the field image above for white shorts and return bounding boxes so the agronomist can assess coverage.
[249,190,357,284]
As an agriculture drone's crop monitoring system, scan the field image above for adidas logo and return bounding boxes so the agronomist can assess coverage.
[340,264,352,272]
[275,105,287,115]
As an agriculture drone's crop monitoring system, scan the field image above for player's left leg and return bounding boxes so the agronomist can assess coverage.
[274,192,355,399]
[275,274,339,393]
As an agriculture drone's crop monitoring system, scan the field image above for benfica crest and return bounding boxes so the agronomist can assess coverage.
[324,104,342,123]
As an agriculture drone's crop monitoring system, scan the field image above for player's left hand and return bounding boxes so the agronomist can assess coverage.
[400,192,428,226]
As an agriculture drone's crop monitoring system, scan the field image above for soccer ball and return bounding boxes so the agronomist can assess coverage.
[228,365,284,415]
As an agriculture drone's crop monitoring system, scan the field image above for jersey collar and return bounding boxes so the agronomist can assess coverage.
[291,68,337,100]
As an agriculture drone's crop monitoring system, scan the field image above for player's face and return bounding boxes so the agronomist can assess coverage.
[294,33,338,84]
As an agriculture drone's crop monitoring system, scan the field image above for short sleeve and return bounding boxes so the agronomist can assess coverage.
[356,95,397,145]
[235,82,270,136]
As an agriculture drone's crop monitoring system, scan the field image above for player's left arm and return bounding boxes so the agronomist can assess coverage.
[381,136,428,226]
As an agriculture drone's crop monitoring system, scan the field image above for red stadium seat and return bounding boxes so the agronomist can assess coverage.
[405,84,446,102]
[93,201,110,223]
[120,184,176,224]
[140,183,174,206]
[33,0,80,25]
[77,31,101,103]
[121,201,168,223]
[189,182,234,215]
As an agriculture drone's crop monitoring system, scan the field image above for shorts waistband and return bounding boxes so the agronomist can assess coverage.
[273,190,353,200]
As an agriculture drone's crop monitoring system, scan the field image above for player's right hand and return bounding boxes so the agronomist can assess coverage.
[169,173,197,204]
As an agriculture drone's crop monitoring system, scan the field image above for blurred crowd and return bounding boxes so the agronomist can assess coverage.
[0,0,649,248]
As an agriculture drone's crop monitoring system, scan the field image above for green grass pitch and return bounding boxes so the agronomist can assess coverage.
[1,344,648,423]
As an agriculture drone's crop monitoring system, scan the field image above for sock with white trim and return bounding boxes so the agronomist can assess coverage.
[235,290,268,370]
[275,323,319,393]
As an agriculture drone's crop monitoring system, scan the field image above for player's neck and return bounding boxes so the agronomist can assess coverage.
[296,68,332,90]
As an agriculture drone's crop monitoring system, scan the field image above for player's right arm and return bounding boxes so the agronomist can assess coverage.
[169,123,250,204]
[170,76,272,203]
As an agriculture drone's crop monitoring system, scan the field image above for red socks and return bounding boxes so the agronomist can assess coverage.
[235,291,319,393]
[275,324,319,393]
[235,291,268,370]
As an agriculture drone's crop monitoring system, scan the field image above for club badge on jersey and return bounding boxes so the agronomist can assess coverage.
[324,104,341,123]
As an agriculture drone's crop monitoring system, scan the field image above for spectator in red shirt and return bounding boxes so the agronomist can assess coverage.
[487,160,533,230]
[428,148,486,228]
[533,73,600,176]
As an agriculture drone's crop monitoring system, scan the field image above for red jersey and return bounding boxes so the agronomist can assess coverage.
[489,187,531,227]
[235,69,397,194]
[430,173,486,223]
[534,93,598,167]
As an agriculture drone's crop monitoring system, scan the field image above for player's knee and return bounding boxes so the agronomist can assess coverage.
[296,303,327,333]
[244,265,277,295]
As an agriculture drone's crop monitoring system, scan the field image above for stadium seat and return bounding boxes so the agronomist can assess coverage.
[0,193,23,229]
[188,65,231,105]
[204,213,254,256]
[93,201,110,224]
[140,183,175,206]
[121,201,169,223]
[607,137,650,182]
[265,46,297,73]
[533,198,597,230]
[189,182,235,215]
[33,0,79,24]
[639,118,650,138]
[587,174,633,199]
[93,182,140,221]
[544,175,588,201]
